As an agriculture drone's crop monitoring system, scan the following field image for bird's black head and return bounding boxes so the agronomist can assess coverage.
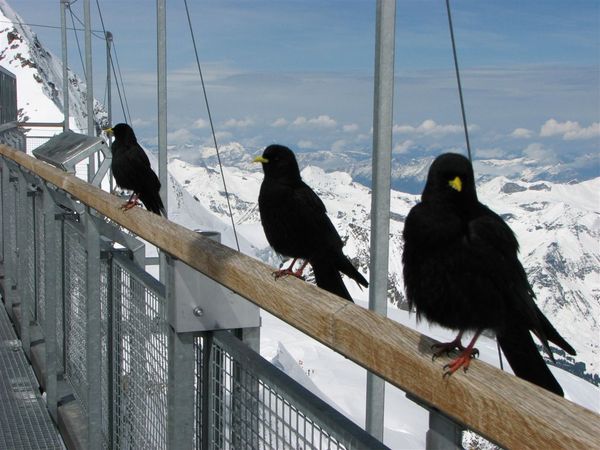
[422,153,478,203]
[107,123,137,144]
[253,144,302,182]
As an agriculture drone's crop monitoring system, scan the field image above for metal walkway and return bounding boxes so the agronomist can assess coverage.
[0,300,64,449]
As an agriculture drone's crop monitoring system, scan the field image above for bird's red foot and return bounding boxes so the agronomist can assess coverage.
[272,259,308,280]
[120,199,140,211]
[272,268,305,280]
[442,347,480,377]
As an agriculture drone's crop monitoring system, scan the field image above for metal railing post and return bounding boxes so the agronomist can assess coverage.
[41,183,60,420]
[166,254,196,450]
[426,409,464,450]
[84,208,102,449]
[16,168,32,357]
[1,160,13,308]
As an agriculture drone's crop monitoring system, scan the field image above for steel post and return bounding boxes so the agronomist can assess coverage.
[166,255,195,450]
[16,169,32,357]
[84,0,95,181]
[42,183,59,420]
[157,0,168,282]
[60,0,70,132]
[84,208,102,449]
[366,0,396,440]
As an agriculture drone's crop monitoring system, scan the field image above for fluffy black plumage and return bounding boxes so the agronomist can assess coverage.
[402,152,575,396]
[254,144,368,302]
[108,123,165,216]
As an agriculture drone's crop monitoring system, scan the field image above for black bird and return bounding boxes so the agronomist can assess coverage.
[402,153,575,396]
[254,144,368,302]
[106,123,166,216]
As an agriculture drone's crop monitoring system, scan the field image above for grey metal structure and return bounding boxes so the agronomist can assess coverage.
[366,0,396,440]
[0,154,398,450]
[61,0,70,132]
[0,66,17,125]
[32,130,111,186]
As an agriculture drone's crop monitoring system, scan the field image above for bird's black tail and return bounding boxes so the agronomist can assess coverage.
[498,326,564,396]
[312,258,354,302]
[534,306,576,358]
[335,253,368,288]
[140,192,166,216]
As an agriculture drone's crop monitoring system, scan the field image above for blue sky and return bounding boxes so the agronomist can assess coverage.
[9,0,600,165]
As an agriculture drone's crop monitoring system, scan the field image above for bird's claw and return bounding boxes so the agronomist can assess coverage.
[272,269,305,280]
[120,199,140,212]
[440,347,479,378]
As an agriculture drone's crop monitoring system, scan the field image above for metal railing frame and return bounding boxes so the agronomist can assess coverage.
[0,154,395,449]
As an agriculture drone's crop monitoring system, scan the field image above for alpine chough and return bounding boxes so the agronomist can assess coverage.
[106,123,166,216]
[254,144,368,302]
[402,152,575,396]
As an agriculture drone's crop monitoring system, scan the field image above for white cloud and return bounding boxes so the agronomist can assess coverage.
[523,142,558,163]
[167,128,194,145]
[392,139,413,154]
[193,118,209,129]
[292,115,337,128]
[343,123,359,133]
[475,147,505,158]
[539,119,600,140]
[131,117,153,127]
[510,127,533,139]
[271,117,288,127]
[223,117,254,128]
[297,140,316,149]
[393,119,463,136]
[331,139,346,152]
[214,131,233,141]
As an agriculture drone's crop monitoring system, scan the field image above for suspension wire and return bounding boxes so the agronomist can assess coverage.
[445,0,504,370]
[183,0,241,252]
[93,0,130,124]
[111,42,132,124]
[0,19,104,34]
[109,53,129,124]
[69,6,106,40]
[68,6,86,78]
[445,0,472,163]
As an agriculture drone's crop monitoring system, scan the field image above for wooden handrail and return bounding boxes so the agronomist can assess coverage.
[1,144,598,450]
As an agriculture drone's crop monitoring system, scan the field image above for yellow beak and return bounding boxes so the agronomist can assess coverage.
[448,176,462,192]
[253,156,269,164]
[103,127,114,135]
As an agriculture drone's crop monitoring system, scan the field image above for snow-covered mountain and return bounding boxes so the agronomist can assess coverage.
[169,141,599,195]
[2,2,598,447]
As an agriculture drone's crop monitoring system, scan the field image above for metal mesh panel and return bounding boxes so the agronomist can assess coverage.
[112,257,168,449]
[34,194,46,325]
[100,258,110,449]
[193,333,384,450]
[18,185,36,319]
[63,220,88,412]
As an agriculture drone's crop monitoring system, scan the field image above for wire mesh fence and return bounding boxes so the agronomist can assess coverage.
[63,219,89,413]
[110,254,169,450]
[0,160,391,450]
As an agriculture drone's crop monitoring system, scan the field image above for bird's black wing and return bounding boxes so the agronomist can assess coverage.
[468,207,574,356]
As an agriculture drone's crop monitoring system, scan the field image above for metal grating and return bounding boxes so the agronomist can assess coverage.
[195,332,388,450]
[0,293,64,449]
[63,220,88,412]
[111,256,169,449]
